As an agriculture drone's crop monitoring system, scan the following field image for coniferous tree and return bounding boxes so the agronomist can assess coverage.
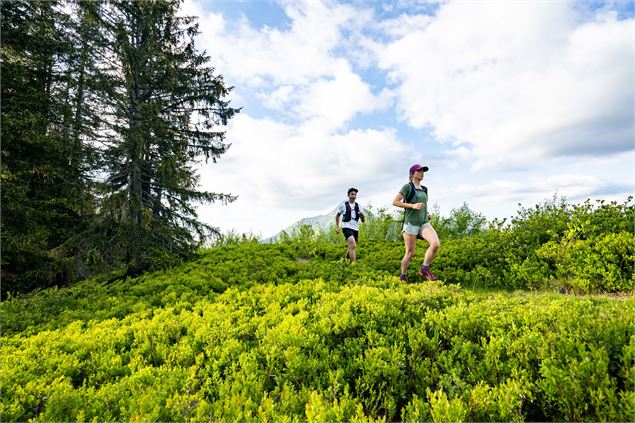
[78,0,239,276]
[1,0,237,291]
[1,1,96,294]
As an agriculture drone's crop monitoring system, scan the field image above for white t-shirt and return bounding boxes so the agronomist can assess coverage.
[338,201,363,231]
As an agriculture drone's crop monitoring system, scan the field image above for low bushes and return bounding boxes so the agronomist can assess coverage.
[3,224,633,338]
[2,279,632,422]
[1,197,632,422]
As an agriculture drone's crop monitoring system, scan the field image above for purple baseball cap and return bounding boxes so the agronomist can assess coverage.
[409,164,429,174]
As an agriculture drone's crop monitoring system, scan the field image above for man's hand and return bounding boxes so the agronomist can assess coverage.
[359,212,365,222]
[411,202,424,210]
[428,213,432,220]
[335,226,341,234]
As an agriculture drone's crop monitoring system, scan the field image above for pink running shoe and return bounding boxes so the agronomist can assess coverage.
[418,266,437,281]
[399,274,409,283]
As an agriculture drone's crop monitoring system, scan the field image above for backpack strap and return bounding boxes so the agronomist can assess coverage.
[405,182,428,203]
[406,181,416,203]
[343,202,351,222]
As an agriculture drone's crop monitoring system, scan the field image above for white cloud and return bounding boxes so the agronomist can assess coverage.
[184,0,406,236]
[297,60,385,130]
[184,0,634,237]
[187,0,387,127]
[197,113,414,236]
[258,85,295,111]
[378,13,433,38]
[187,0,357,86]
[429,149,635,221]
[376,1,635,169]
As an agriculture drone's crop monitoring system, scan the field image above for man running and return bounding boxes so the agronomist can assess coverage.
[335,188,365,262]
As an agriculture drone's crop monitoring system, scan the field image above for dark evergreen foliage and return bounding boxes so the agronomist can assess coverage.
[80,0,239,277]
[1,1,95,294]
[1,0,238,294]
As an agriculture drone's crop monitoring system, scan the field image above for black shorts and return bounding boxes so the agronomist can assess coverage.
[342,228,358,242]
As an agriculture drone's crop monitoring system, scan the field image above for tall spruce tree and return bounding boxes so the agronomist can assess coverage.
[79,0,238,276]
[1,1,96,294]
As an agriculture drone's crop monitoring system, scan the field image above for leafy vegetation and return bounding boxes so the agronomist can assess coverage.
[278,196,634,294]
[3,0,631,418]
[1,197,633,422]
[2,277,633,422]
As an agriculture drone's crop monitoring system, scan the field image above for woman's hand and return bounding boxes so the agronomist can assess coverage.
[411,202,424,210]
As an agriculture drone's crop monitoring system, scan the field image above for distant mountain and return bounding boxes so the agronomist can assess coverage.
[263,205,376,243]
[263,208,339,243]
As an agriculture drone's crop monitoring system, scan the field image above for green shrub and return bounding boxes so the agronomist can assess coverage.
[2,196,634,421]
[538,232,634,293]
[2,280,633,422]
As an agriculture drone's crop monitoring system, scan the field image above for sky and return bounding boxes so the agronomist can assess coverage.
[181,0,635,239]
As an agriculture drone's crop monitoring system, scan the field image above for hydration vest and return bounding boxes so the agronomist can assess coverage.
[404,181,427,203]
[342,202,360,222]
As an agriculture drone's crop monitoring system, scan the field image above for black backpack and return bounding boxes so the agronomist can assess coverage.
[404,181,427,203]
[342,202,360,222]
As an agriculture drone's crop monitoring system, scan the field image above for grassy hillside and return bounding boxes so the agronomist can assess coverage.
[2,234,634,422]
[2,198,634,421]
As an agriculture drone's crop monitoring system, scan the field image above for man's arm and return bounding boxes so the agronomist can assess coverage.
[335,212,341,233]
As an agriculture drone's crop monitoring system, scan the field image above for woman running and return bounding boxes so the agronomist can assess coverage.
[392,164,440,282]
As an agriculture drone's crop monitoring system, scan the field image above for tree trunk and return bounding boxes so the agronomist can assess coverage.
[129,100,144,226]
